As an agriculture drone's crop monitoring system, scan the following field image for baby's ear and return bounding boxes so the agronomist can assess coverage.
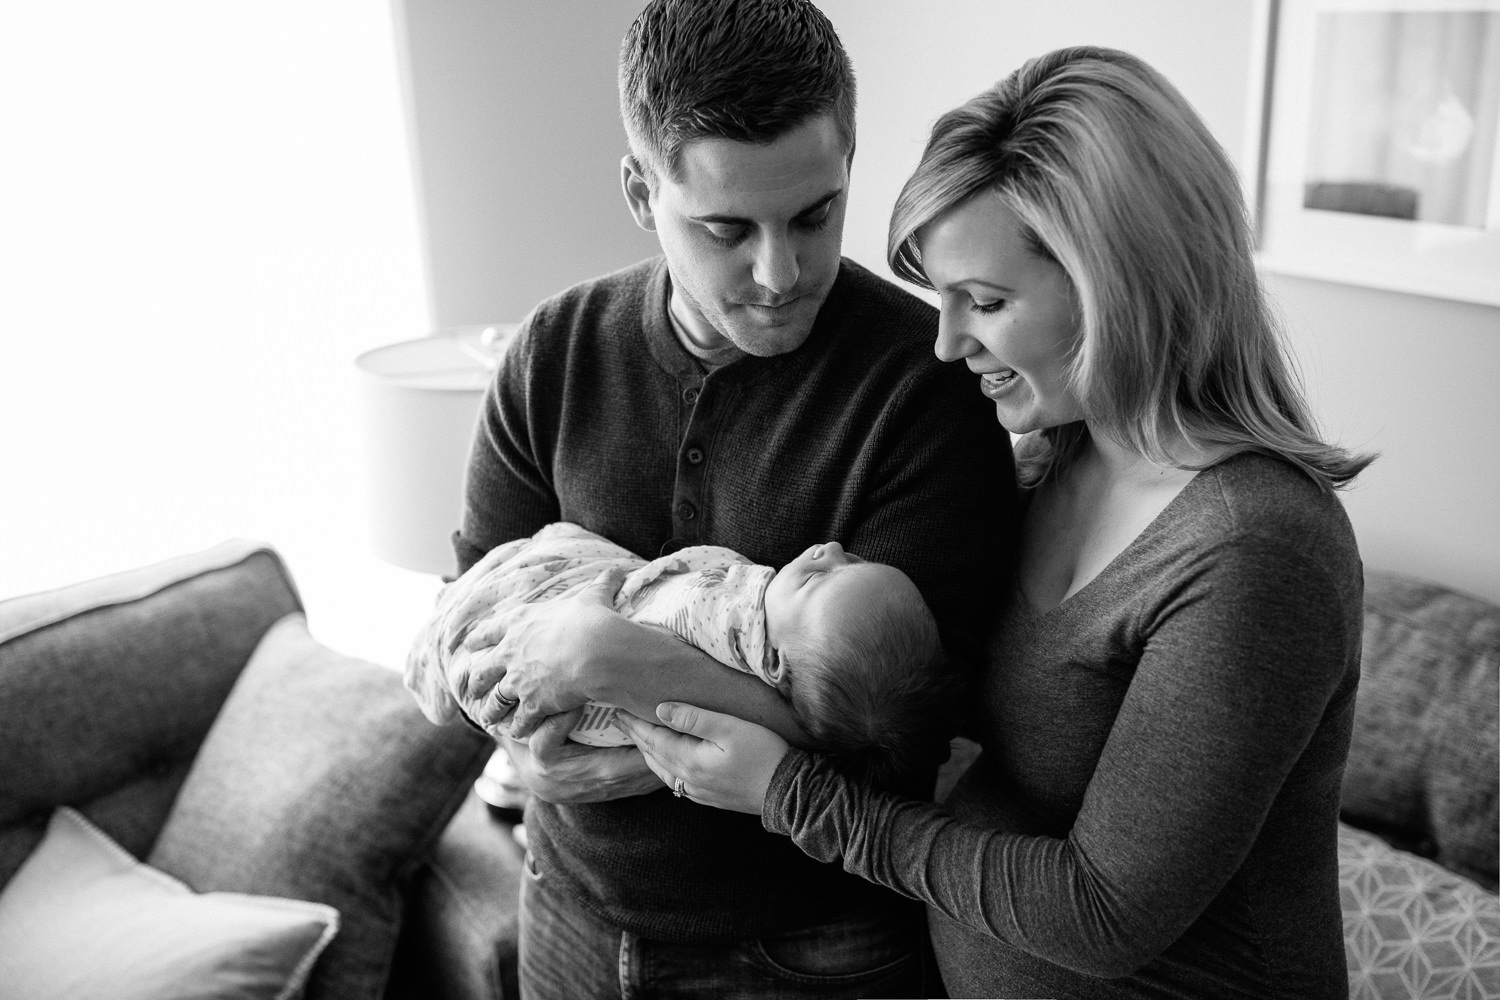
[768,647,793,689]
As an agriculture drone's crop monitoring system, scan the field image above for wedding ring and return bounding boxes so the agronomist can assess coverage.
[673,777,686,798]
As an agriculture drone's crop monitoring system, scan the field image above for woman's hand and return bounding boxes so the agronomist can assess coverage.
[616,703,791,815]
[462,568,628,734]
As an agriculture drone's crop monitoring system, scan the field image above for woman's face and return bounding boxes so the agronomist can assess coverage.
[917,193,1084,435]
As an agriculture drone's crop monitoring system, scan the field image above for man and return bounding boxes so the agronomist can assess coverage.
[408,0,1013,996]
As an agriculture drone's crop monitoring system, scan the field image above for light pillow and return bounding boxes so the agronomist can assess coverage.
[1340,822,1500,1000]
[0,807,338,1000]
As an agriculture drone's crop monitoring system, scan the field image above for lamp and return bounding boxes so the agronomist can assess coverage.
[355,325,516,577]
[356,323,529,820]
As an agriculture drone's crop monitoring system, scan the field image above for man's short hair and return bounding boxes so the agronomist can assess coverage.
[619,0,856,182]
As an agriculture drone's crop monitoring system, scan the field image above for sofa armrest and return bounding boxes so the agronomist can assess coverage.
[0,541,301,884]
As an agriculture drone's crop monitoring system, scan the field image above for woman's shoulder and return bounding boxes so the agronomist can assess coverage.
[1174,451,1361,580]
[1197,451,1344,519]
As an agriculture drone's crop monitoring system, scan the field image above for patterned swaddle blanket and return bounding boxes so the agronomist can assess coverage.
[424,522,777,745]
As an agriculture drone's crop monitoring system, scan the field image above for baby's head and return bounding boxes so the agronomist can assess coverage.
[765,542,958,785]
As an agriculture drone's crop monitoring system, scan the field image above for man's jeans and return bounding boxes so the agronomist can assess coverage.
[518,849,932,999]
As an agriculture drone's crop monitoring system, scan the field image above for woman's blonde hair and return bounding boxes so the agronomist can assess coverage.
[889,46,1373,489]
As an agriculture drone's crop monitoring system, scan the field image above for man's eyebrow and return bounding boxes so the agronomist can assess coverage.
[690,188,843,226]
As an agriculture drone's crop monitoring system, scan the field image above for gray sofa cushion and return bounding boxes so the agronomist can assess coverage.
[0,541,301,884]
[148,612,492,1000]
[1342,569,1500,890]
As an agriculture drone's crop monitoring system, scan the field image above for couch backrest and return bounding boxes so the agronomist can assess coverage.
[0,541,302,885]
[1342,568,1500,890]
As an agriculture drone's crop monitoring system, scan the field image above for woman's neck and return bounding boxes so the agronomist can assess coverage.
[1076,424,1225,489]
[1018,426,1217,611]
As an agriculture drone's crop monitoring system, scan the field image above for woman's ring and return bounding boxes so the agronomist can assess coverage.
[673,777,686,798]
[493,692,518,714]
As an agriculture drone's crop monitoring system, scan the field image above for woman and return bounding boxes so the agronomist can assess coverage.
[615,46,1374,998]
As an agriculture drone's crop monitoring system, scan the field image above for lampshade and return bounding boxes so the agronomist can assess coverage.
[355,325,516,576]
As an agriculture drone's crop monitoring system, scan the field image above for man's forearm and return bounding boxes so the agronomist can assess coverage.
[592,621,813,748]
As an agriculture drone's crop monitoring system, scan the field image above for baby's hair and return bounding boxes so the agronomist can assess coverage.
[778,573,960,786]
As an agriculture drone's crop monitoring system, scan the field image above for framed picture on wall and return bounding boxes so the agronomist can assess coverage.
[1251,0,1500,306]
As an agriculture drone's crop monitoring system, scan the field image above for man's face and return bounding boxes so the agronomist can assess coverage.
[623,114,849,357]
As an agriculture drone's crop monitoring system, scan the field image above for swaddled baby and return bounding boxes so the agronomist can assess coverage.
[409,522,957,782]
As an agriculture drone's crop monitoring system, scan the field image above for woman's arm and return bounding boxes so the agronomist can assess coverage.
[773,541,1356,976]
[628,539,1358,978]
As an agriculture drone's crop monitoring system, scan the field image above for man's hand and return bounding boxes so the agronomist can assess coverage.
[467,568,628,733]
[502,710,663,803]
[404,540,530,726]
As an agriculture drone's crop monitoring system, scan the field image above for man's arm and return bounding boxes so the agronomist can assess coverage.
[595,625,810,744]
[447,284,826,801]
[467,574,811,747]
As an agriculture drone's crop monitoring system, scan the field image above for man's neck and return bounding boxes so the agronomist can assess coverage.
[667,286,742,370]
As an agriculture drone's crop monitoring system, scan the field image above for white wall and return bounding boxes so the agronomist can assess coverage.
[0,2,445,663]
[1268,276,1500,604]
[391,0,658,328]
[819,0,1265,287]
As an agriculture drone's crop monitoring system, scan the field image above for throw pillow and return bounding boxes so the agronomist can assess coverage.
[147,613,491,1000]
[1345,570,1500,890]
[0,806,337,1000]
[1340,822,1500,1000]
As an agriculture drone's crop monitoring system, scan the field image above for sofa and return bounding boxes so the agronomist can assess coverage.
[1332,569,1498,999]
[0,539,523,1000]
[0,541,1494,999]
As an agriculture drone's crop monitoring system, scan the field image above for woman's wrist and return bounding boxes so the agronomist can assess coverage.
[760,747,812,835]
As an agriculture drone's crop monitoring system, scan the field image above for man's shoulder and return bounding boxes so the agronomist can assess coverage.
[818,258,939,357]
[532,256,663,321]
[799,259,961,392]
[513,256,664,365]
[829,257,937,323]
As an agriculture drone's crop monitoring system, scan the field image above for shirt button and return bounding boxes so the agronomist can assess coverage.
[677,502,697,521]
[685,447,705,465]
[683,386,700,404]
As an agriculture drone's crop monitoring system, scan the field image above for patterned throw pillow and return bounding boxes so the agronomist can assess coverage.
[1340,822,1500,999]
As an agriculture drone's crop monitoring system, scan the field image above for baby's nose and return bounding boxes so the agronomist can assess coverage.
[817,540,845,561]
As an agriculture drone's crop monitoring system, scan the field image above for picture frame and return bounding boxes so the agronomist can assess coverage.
[1249,0,1500,306]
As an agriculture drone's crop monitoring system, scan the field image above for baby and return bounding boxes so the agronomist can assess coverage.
[415,522,957,784]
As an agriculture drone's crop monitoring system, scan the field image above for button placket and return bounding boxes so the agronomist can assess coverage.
[674,378,711,540]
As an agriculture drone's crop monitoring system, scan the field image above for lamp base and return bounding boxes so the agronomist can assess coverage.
[473,747,529,824]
